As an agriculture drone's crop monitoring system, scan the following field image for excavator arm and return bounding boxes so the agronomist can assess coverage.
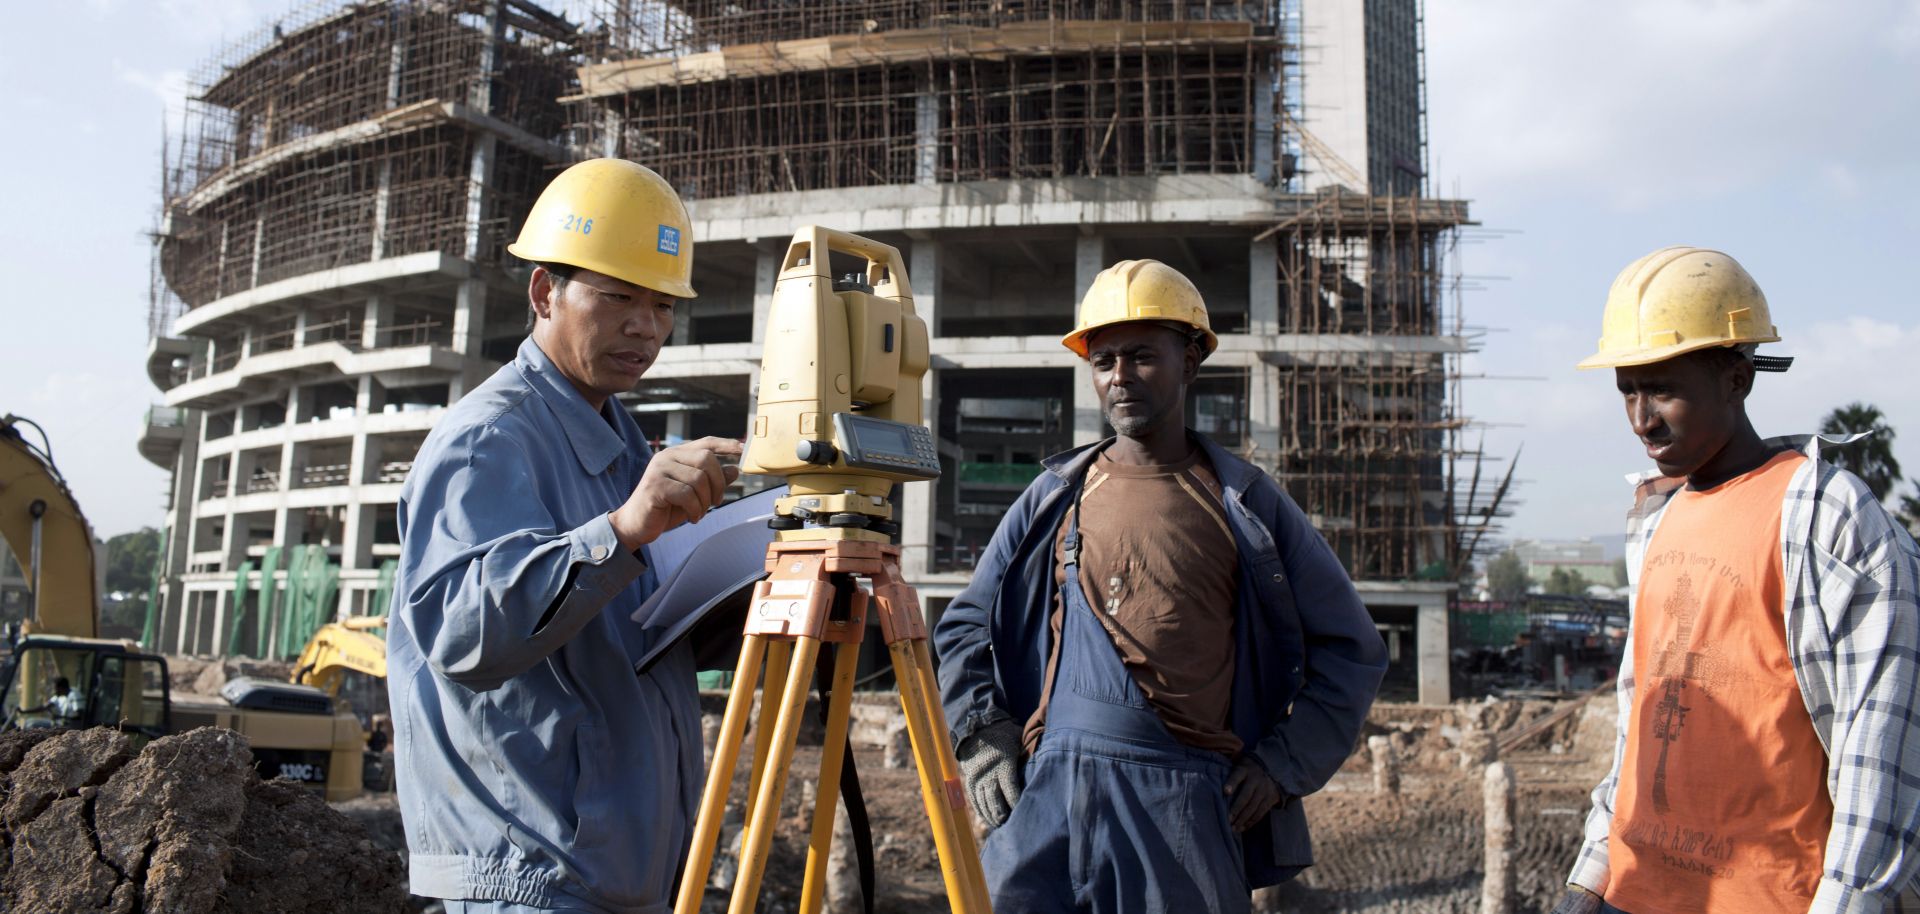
[291,618,387,697]
[0,415,97,638]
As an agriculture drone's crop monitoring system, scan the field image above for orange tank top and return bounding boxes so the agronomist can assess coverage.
[1605,449,1828,914]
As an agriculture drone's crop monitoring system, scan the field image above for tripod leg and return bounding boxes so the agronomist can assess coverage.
[744,639,793,823]
[799,640,861,914]
[729,636,822,914]
[909,639,990,908]
[890,642,993,914]
[674,634,769,914]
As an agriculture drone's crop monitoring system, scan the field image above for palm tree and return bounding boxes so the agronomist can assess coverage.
[1821,402,1902,502]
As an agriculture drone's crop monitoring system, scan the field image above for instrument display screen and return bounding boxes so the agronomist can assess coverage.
[833,413,940,480]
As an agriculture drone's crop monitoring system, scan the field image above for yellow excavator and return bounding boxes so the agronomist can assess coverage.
[0,413,377,800]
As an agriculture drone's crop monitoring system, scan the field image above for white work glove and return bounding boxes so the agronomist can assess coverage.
[955,719,1024,828]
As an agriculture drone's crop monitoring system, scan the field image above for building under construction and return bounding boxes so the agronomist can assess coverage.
[141,0,578,660]
[142,0,1487,702]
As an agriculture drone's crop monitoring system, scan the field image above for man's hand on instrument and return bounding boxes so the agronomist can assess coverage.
[956,719,1024,829]
[611,437,744,550]
[1225,755,1287,832]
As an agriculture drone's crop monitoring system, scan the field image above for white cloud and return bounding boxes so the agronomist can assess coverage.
[1426,0,1920,212]
[112,60,193,112]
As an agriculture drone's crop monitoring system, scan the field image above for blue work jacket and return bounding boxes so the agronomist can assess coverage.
[388,338,702,914]
[933,434,1388,888]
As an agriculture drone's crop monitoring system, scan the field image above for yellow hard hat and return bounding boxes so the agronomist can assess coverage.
[1062,259,1217,358]
[1575,246,1780,370]
[507,158,698,299]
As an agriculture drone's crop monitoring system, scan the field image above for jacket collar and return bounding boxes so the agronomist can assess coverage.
[514,337,641,475]
[1042,431,1261,501]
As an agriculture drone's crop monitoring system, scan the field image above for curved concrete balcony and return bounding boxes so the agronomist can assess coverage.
[146,336,194,391]
[171,251,483,339]
[197,481,404,517]
[194,407,444,459]
[163,342,468,411]
[137,406,186,469]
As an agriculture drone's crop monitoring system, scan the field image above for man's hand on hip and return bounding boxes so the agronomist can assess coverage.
[1225,754,1288,831]
[955,719,1024,829]
[611,437,744,550]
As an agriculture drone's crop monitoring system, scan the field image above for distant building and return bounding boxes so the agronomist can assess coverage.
[1513,539,1620,589]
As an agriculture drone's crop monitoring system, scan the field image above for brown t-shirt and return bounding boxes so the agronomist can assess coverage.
[1021,444,1242,758]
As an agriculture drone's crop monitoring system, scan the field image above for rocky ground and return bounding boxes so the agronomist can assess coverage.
[0,726,406,914]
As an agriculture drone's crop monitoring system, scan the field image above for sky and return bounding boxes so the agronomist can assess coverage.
[0,0,1914,548]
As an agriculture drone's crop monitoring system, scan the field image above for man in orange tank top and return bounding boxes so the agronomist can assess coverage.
[1554,247,1920,914]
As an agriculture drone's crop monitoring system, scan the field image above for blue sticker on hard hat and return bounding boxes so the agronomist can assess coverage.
[657,225,681,256]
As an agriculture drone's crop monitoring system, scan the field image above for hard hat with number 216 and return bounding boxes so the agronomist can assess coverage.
[1576,246,1780,370]
[507,158,698,299]
[1063,259,1217,358]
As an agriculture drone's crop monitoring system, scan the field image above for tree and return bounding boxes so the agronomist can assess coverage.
[103,528,161,597]
[1545,567,1587,596]
[1821,403,1902,502]
[1486,549,1529,602]
[1899,478,1920,538]
[1613,556,1630,588]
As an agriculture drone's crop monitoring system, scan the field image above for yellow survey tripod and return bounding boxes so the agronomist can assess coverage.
[673,228,991,914]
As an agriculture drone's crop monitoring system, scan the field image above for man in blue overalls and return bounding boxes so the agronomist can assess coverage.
[933,259,1388,913]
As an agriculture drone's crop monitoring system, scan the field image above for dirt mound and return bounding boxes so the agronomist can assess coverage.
[0,726,405,914]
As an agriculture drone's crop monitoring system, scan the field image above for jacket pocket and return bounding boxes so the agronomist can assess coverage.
[1810,542,1865,635]
[571,724,617,851]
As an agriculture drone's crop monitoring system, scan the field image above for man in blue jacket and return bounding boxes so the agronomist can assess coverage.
[387,159,742,914]
[933,259,1388,913]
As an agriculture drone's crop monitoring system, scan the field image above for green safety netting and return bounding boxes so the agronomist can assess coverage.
[226,559,256,654]
[957,462,1044,487]
[254,546,283,658]
[369,558,398,619]
[140,555,162,650]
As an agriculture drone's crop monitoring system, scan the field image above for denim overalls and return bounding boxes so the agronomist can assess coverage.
[978,488,1251,914]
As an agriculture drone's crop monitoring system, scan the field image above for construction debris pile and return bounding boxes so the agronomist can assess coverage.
[0,727,406,914]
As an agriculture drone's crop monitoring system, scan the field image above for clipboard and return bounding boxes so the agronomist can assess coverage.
[631,485,785,675]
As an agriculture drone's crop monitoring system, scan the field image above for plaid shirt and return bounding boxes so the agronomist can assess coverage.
[1569,434,1920,914]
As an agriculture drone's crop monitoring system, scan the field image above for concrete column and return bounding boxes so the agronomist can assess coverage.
[175,591,196,655]
[363,295,394,350]
[273,398,301,546]
[664,410,690,444]
[452,278,487,357]
[1481,761,1516,914]
[901,240,942,580]
[1245,359,1280,464]
[341,505,376,574]
[1252,58,1277,186]
[462,2,503,258]
[751,248,780,345]
[1249,236,1279,336]
[673,301,693,346]
[356,375,387,419]
[1071,234,1107,447]
[159,409,200,648]
[371,161,394,260]
[914,74,939,186]
[1418,591,1452,705]
[207,589,229,654]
